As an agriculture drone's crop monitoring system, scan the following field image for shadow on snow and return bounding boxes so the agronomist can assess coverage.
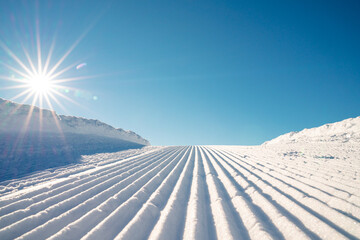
[0,132,146,182]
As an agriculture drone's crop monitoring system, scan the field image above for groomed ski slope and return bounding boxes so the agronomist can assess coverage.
[0,145,359,240]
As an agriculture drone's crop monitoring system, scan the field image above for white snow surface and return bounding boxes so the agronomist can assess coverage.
[264,116,360,145]
[0,98,149,146]
[0,118,359,239]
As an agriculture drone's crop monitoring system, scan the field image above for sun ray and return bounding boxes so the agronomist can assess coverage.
[21,42,38,74]
[11,88,34,101]
[51,75,98,84]
[47,61,80,79]
[46,17,97,78]
[36,19,42,75]
[51,85,78,91]
[39,92,44,108]
[22,91,37,105]
[44,93,65,134]
[43,36,57,74]
[47,40,80,77]
[39,99,43,131]
[0,75,29,84]
[49,88,84,107]
[9,91,41,157]
[1,62,34,80]
[0,41,35,77]
[47,92,67,112]
[21,92,39,133]
[0,84,30,90]
[5,91,36,121]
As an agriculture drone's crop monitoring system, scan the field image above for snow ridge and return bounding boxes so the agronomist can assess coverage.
[264,116,360,145]
[0,97,149,145]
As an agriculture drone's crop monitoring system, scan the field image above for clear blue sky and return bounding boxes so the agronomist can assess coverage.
[1,0,359,145]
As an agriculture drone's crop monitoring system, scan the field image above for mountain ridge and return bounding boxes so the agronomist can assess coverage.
[0,97,149,181]
[0,97,149,146]
[264,116,360,145]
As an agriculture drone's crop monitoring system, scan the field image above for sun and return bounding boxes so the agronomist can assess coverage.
[0,33,92,133]
[0,9,102,135]
[0,6,104,114]
[0,32,89,112]
[28,74,54,94]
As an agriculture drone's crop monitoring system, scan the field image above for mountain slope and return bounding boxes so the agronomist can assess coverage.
[0,98,149,146]
[0,98,149,181]
[264,116,360,145]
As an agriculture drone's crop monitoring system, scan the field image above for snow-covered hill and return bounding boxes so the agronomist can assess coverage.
[264,116,360,145]
[0,98,149,146]
[0,98,149,181]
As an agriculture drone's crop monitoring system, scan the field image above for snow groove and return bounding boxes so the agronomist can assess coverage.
[0,145,359,240]
[18,147,185,240]
[0,148,167,217]
[216,148,360,239]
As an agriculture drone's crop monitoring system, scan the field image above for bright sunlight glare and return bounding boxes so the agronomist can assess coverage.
[0,25,92,112]
[28,74,53,94]
[0,8,101,140]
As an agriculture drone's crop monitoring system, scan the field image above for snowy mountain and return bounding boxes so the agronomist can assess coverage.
[0,97,149,181]
[0,98,149,146]
[264,116,360,145]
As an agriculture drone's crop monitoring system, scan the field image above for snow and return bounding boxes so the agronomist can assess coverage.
[0,114,359,239]
[264,116,360,145]
[0,98,149,181]
[0,98,149,146]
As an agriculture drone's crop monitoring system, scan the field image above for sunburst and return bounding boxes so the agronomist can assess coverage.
[0,39,85,112]
[0,22,93,135]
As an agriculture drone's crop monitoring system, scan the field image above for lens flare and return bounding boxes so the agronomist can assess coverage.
[76,63,87,70]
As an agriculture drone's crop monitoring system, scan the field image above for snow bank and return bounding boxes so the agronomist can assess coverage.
[0,98,149,146]
[0,98,149,181]
[264,116,360,145]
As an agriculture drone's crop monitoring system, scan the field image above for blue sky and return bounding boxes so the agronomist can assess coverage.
[0,0,359,145]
